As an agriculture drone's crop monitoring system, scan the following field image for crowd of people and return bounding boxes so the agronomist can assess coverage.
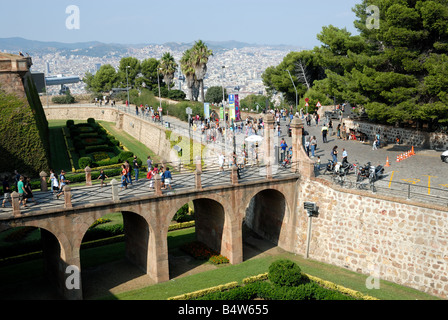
[2,170,39,208]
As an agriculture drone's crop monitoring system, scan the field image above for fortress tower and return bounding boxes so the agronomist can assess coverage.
[0,53,50,176]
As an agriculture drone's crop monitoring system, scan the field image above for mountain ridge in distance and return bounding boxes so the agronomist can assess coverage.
[0,37,303,54]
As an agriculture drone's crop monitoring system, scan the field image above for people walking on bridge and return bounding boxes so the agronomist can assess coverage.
[124,160,132,186]
[163,167,172,190]
[18,175,27,207]
[49,169,59,197]
[97,169,108,188]
[147,156,153,172]
[56,171,70,199]
[120,164,128,190]
[133,156,140,182]
[2,177,11,208]
[219,153,225,173]
[24,177,37,205]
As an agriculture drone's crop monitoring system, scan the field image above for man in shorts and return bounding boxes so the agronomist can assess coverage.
[17,176,27,207]
[163,167,172,190]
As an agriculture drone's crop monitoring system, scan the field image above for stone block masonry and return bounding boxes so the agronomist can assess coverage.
[296,177,448,299]
[344,119,448,150]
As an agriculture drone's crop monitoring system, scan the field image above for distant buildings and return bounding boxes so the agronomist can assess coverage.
[21,44,295,97]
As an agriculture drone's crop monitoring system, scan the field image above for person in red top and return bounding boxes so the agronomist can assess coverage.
[120,164,128,190]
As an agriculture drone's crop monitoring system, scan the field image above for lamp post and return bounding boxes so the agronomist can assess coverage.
[285,69,298,112]
[157,67,163,125]
[126,66,131,108]
[222,66,227,156]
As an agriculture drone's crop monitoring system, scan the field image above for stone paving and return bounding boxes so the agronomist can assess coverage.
[294,116,448,207]
[2,105,447,216]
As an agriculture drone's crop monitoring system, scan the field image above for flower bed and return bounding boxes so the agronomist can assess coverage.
[181,241,229,265]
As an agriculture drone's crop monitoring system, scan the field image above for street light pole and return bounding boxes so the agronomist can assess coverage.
[157,67,163,125]
[285,70,298,112]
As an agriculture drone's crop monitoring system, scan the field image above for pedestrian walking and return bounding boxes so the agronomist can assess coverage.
[342,148,348,165]
[321,124,329,143]
[24,177,37,205]
[124,160,132,186]
[310,136,317,158]
[2,177,11,208]
[147,156,153,172]
[133,156,140,182]
[163,167,172,190]
[280,138,288,162]
[219,154,225,173]
[97,169,108,187]
[331,146,339,163]
[18,175,27,207]
[56,170,70,199]
[373,137,379,150]
[120,164,128,190]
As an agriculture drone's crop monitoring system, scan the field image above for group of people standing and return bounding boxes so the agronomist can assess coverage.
[2,170,40,208]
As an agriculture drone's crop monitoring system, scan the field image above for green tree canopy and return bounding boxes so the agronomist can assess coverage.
[316,0,448,128]
[205,86,227,104]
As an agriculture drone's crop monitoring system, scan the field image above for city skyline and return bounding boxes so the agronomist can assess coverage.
[1,0,361,49]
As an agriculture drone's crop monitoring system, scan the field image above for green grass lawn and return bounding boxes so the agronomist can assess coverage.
[0,225,440,300]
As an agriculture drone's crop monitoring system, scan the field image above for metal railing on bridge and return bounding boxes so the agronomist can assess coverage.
[0,158,301,218]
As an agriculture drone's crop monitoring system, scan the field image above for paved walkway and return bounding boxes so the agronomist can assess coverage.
[300,116,448,206]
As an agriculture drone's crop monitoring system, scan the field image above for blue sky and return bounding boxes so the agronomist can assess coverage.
[1,0,361,49]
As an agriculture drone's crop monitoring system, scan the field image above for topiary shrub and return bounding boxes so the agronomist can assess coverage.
[118,151,134,162]
[78,157,93,169]
[87,118,96,125]
[268,259,303,287]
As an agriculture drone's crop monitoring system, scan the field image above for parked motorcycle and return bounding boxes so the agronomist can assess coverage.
[369,164,385,183]
[356,162,384,183]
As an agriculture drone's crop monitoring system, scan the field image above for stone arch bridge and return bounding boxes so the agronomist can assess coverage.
[0,117,313,300]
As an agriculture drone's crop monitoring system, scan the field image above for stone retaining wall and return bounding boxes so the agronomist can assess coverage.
[44,106,178,163]
[343,119,448,150]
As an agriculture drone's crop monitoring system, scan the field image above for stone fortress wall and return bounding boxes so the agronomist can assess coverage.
[295,178,448,299]
[44,106,179,164]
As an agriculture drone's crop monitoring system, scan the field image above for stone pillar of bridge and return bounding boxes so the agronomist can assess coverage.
[195,156,202,190]
[290,117,315,179]
[85,167,92,187]
[64,186,73,209]
[263,113,275,180]
[11,191,20,217]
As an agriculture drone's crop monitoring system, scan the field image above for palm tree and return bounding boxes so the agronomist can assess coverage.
[160,52,178,91]
[190,40,213,102]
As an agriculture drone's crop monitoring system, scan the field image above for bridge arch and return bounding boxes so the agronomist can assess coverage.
[242,187,292,260]
[0,224,66,299]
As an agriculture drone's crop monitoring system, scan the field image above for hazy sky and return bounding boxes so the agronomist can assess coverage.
[1,0,361,49]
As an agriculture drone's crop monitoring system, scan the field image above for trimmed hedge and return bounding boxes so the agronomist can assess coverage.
[169,260,379,301]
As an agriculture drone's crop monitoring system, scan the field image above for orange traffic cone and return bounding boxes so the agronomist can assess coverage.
[411,146,415,155]
[396,155,400,162]
[385,157,391,167]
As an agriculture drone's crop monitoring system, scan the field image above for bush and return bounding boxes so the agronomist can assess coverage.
[268,259,303,287]
[119,151,134,162]
[78,157,93,169]
[87,118,96,124]
[66,120,75,127]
